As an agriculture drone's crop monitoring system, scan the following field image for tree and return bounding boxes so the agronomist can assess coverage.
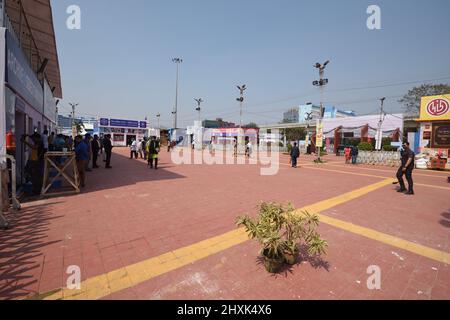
[74,120,85,135]
[242,122,259,129]
[284,128,306,141]
[399,84,450,115]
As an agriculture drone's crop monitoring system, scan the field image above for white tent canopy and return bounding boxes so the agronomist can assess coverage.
[323,114,403,138]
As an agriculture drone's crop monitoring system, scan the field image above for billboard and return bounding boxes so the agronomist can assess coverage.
[419,94,450,121]
[5,30,43,111]
[431,122,450,148]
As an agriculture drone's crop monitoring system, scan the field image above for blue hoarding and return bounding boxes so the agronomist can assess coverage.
[5,30,43,111]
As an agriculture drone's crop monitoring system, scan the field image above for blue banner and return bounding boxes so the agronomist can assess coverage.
[109,119,139,128]
[5,30,43,111]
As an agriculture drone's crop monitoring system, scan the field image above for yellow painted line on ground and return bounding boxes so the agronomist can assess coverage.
[43,178,449,300]
[323,163,450,179]
[317,214,450,265]
[289,164,450,191]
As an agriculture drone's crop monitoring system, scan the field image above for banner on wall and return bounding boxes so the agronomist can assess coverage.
[431,122,450,149]
[0,28,6,162]
[5,29,44,112]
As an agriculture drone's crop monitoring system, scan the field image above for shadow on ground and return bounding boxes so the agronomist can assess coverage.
[0,202,63,300]
[21,148,186,202]
[439,210,450,228]
[255,244,331,278]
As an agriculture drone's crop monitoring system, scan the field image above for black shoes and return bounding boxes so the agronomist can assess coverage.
[405,191,415,195]
[397,188,406,193]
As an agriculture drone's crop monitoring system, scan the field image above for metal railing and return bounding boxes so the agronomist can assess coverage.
[1,154,22,229]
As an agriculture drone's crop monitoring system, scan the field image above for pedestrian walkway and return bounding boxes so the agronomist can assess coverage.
[0,148,449,300]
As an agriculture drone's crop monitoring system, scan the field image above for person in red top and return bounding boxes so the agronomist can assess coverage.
[344,147,351,164]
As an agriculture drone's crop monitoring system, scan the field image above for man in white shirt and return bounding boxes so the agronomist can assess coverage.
[130,139,138,159]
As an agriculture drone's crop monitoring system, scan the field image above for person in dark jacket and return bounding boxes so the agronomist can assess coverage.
[147,136,160,170]
[103,134,113,169]
[396,142,415,195]
[351,146,359,165]
[290,142,300,168]
[92,135,100,168]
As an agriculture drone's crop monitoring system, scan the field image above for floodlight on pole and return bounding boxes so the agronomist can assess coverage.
[236,85,247,129]
[312,60,330,162]
[172,58,183,129]
[195,98,204,123]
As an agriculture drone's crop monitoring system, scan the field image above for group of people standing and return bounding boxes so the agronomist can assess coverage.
[74,134,113,188]
[129,137,161,170]
[344,146,359,165]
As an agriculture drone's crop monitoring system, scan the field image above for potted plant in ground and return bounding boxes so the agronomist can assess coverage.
[236,203,286,273]
[281,208,328,265]
[237,202,328,273]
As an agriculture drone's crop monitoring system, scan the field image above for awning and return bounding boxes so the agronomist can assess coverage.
[5,0,62,98]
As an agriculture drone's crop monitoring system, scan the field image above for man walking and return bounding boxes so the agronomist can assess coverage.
[130,139,138,159]
[148,136,160,170]
[396,142,415,195]
[290,142,300,168]
[104,134,113,169]
[92,134,100,168]
[75,135,89,188]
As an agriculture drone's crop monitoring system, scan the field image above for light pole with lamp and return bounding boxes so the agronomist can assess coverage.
[172,58,183,130]
[313,60,330,162]
[236,85,247,152]
[195,98,204,123]
[376,97,386,150]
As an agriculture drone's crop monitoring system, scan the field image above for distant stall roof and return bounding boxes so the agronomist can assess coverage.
[5,0,62,98]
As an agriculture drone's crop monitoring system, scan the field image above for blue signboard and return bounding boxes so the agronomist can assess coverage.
[109,119,139,128]
[139,121,147,129]
[99,118,109,126]
[5,30,44,111]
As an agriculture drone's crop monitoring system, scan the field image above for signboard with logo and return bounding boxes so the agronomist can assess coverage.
[431,122,450,148]
[5,30,44,111]
[419,94,450,121]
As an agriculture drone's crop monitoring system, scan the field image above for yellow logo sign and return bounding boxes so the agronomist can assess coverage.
[419,94,450,121]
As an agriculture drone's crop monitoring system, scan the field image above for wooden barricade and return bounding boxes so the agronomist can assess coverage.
[41,152,80,196]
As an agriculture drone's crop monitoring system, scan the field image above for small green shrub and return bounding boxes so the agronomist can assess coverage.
[358,142,373,151]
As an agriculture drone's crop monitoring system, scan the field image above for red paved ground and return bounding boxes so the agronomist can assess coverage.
[0,148,449,300]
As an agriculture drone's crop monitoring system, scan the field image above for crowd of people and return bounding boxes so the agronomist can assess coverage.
[20,130,114,194]
[129,137,161,169]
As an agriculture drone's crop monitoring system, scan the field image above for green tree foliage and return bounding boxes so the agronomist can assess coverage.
[284,128,306,141]
[358,142,374,151]
[399,84,450,115]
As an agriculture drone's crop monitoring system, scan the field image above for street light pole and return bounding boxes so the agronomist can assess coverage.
[376,97,386,150]
[69,103,79,138]
[195,98,204,123]
[156,113,161,130]
[172,58,183,129]
[236,85,247,129]
[313,61,330,162]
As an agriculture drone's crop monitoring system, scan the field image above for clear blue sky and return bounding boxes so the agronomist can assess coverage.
[51,0,450,127]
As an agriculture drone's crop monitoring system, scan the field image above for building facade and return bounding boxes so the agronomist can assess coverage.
[1,0,61,185]
[416,94,450,162]
[99,118,150,147]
